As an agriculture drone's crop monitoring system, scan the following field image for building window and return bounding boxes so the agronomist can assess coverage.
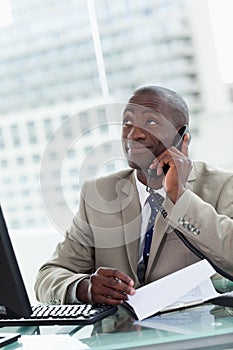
[16,157,24,165]
[80,112,89,133]
[32,154,41,163]
[43,118,53,139]
[27,121,38,144]
[0,128,5,149]
[61,114,72,139]
[11,124,21,146]
[1,159,8,167]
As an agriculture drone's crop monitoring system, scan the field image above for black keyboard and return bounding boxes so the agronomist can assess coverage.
[0,304,117,326]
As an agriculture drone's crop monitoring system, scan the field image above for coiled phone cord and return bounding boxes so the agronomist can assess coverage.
[173,227,233,282]
[146,176,233,282]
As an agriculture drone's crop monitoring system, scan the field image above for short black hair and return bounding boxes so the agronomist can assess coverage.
[132,85,189,126]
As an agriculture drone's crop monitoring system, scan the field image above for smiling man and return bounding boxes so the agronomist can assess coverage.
[121,87,192,204]
[35,85,233,306]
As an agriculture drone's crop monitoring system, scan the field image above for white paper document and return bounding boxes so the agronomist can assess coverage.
[134,304,215,335]
[126,260,220,321]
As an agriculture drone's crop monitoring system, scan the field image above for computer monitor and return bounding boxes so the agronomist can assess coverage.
[0,206,32,319]
[0,205,118,326]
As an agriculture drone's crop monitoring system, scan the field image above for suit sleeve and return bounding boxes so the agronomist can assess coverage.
[34,182,95,304]
[163,175,233,274]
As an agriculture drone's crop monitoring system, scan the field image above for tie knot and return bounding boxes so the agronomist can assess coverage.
[147,192,164,211]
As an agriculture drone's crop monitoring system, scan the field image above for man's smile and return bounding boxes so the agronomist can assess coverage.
[127,145,151,154]
[125,141,154,155]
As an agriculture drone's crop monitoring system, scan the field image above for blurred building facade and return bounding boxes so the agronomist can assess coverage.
[0,0,232,229]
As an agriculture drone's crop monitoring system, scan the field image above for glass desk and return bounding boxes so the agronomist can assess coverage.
[1,303,233,350]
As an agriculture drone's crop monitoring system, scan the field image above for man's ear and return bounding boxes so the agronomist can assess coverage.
[181,133,191,156]
[186,131,191,145]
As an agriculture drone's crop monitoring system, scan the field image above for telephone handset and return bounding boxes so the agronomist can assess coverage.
[148,125,188,178]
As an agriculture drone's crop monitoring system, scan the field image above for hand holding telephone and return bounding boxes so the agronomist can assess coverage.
[148,125,188,178]
[146,124,233,283]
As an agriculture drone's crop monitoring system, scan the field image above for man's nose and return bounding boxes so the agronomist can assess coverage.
[127,125,146,140]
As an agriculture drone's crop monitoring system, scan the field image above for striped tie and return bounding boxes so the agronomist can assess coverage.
[137,192,164,283]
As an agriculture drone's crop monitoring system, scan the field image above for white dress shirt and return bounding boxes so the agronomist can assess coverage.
[134,173,165,264]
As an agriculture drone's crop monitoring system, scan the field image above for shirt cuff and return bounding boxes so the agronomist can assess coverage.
[66,276,90,304]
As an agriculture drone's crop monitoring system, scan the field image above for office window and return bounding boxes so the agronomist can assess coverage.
[102,143,112,153]
[0,0,232,232]
[99,124,109,133]
[84,146,92,154]
[72,184,79,191]
[64,124,73,139]
[97,108,107,124]
[43,118,53,139]
[1,159,8,167]
[27,121,38,144]
[10,124,21,146]
[11,220,19,228]
[69,168,78,177]
[32,154,41,163]
[87,165,97,175]
[22,189,30,197]
[24,205,33,210]
[19,175,28,183]
[0,128,5,149]
[106,163,115,172]
[49,152,58,161]
[26,218,36,226]
[67,149,76,159]
[52,170,60,178]
[61,115,72,139]
[80,112,89,134]
[16,157,24,165]
[3,176,11,185]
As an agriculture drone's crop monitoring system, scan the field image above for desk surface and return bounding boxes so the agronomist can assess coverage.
[1,303,233,350]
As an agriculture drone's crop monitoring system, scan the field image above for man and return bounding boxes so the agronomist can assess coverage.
[35,85,233,306]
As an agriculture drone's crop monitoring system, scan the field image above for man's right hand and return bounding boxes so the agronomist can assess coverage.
[76,267,135,305]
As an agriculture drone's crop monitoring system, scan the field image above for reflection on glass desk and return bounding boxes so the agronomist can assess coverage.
[1,303,233,350]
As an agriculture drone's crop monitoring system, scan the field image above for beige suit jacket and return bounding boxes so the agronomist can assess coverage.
[35,161,233,304]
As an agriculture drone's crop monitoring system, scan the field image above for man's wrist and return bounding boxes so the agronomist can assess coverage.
[167,186,186,203]
[76,277,90,303]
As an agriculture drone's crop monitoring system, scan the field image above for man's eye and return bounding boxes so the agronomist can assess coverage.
[123,118,133,126]
[146,119,160,126]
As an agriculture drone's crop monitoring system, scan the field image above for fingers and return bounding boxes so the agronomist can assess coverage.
[97,267,134,288]
[149,149,180,176]
[147,144,192,202]
[149,140,190,173]
[149,133,190,171]
[88,267,135,306]
[154,147,192,180]
[156,151,184,175]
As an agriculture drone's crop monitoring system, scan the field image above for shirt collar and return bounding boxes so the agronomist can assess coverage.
[134,171,166,207]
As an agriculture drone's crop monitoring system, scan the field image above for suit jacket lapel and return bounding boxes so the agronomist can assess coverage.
[120,172,141,281]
